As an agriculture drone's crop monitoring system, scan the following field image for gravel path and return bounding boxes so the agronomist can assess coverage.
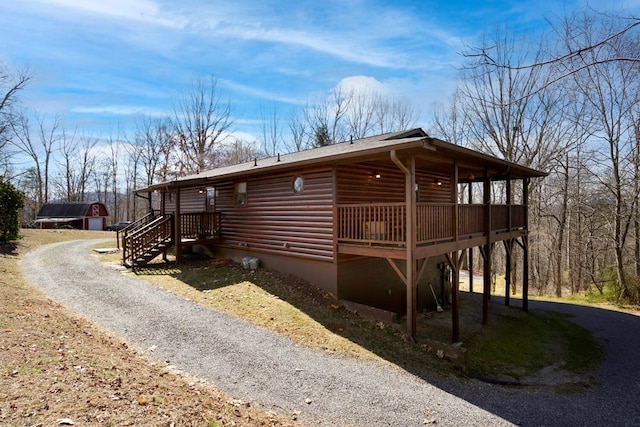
[21,239,640,426]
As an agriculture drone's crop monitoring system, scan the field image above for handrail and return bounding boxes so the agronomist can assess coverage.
[122,214,173,267]
[119,211,158,251]
[121,212,221,268]
[337,203,527,246]
[180,212,222,239]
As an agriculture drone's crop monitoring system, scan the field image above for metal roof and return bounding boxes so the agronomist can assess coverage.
[138,128,546,192]
[37,202,105,218]
[34,217,81,223]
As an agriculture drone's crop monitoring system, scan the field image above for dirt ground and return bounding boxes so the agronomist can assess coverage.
[0,230,299,427]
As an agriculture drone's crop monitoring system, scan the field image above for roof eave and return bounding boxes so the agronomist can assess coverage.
[136,136,430,192]
[429,138,547,179]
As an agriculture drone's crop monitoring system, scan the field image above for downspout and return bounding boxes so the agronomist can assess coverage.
[390,149,410,175]
[391,150,416,341]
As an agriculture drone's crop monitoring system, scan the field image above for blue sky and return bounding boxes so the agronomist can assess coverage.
[1,0,638,146]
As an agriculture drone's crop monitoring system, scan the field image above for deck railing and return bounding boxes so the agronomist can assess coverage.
[337,203,526,246]
[180,212,222,240]
[123,214,174,266]
[337,203,406,244]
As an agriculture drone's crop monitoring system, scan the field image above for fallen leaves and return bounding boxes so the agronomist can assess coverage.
[1,232,298,427]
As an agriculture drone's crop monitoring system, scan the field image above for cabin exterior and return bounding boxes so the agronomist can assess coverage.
[36,201,108,230]
[129,129,545,341]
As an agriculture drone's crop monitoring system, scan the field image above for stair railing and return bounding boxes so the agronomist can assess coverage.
[119,210,159,251]
[122,214,174,268]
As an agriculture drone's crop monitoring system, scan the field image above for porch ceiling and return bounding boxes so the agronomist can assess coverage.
[350,147,544,183]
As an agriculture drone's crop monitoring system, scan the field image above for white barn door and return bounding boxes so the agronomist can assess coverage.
[87,218,102,230]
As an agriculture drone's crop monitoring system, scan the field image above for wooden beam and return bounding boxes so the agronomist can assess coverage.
[385,257,407,285]
[338,244,406,258]
[468,182,474,293]
[453,160,459,242]
[175,189,182,264]
[523,236,529,312]
[446,251,461,343]
[483,170,491,324]
[406,156,417,340]
[522,177,530,312]
[504,239,513,306]
[391,150,417,341]
[416,257,429,285]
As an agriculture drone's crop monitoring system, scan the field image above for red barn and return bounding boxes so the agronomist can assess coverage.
[36,202,108,230]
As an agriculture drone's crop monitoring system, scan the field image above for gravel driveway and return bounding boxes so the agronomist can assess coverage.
[21,239,640,426]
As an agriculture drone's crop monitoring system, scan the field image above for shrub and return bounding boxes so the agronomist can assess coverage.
[0,176,24,244]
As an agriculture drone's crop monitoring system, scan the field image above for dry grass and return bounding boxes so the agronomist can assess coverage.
[106,250,603,389]
[1,229,604,427]
[0,229,299,426]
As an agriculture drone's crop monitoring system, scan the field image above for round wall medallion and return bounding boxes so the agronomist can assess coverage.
[293,176,305,193]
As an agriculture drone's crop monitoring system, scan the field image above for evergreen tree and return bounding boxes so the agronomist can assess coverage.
[0,176,24,243]
[314,123,331,147]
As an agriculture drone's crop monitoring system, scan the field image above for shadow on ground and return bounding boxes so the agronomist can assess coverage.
[136,255,598,382]
[121,253,640,426]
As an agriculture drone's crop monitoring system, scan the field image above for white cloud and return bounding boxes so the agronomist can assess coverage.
[336,76,389,96]
[34,0,184,27]
[213,23,403,69]
[219,80,303,106]
[73,105,167,117]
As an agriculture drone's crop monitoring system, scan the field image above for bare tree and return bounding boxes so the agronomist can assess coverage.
[303,87,351,146]
[9,112,59,208]
[287,108,310,152]
[430,92,467,145]
[346,91,419,138]
[458,27,578,171]
[467,9,640,99]
[633,114,640,282]
[107,134,122,221]
[260,104,283,156]
[572,13,640,303]
[124,140,141,221]
[129,116,170,213]
[345,90,379,139]
[298,87,419,149]
[434,25,589,296]
[132,116,172,186]
[55,133,97,202]
[171,76,234,175]
[0,64,31,171]
[376,98,418,134]
[217,139,261,166]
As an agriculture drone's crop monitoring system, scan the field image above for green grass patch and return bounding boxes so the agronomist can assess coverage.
[466,307,601,383]
[128,258,450,373]
[100,252,603,387]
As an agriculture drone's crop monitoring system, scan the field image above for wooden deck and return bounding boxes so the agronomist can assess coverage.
[125,204,525,266]
[122,212,222,269]
[337,203,526,258]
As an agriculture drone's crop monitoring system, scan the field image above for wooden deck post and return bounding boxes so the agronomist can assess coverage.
[390,150,417,340]
[483,172,491,324]
[482,243,491,324]
[504,239,513,306]
[468,182,474,293]
[504,177,512,306]
[406,156,417,340]
[450,162,460,342]
[446,251,461,343]
[523,178,530,312]
[175,188,182,264]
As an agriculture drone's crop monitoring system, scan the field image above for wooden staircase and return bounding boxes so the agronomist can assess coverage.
[122,214,174,271]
